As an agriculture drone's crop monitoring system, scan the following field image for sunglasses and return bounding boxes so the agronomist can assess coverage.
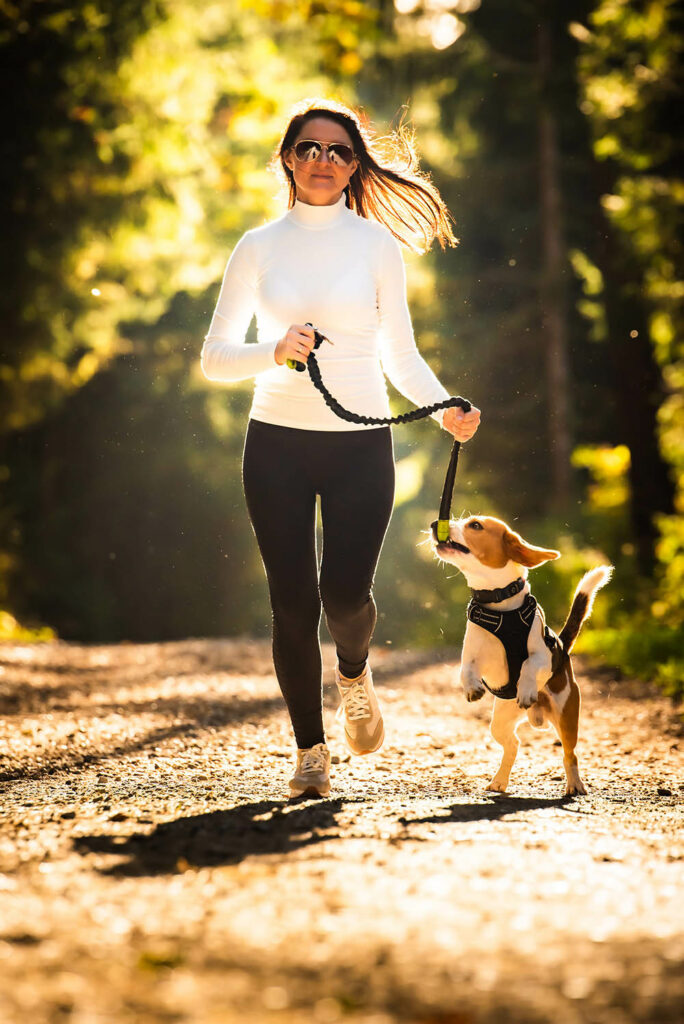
[292,139,356,167]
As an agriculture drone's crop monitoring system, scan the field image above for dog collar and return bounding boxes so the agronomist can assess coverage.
[469,577,525,604]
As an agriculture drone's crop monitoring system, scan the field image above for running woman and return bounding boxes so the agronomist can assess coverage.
[201,98,481,798]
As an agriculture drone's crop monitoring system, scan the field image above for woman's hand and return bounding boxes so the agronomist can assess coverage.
[442,403,481,441]
[274,324,317,366]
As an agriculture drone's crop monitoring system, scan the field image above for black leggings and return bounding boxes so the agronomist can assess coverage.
[242,417,395,749]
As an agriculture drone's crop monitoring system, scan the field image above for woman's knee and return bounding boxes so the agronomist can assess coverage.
[320,583,375,625]
[271,593,321,637]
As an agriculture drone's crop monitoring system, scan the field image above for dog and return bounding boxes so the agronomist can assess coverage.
[427,515,612,796]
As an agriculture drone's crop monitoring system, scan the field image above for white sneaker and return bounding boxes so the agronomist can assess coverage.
[288,742,331,799]
[334,662,384,755]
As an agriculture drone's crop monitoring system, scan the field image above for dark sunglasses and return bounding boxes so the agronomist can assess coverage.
[292,139,356,167]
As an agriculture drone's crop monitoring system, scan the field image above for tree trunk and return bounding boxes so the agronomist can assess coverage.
[591,183,675,573]
[537,11,572,511]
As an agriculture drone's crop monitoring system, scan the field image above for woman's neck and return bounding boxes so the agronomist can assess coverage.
[286,191,349,229]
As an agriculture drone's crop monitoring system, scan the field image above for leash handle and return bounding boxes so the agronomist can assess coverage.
[286,323,328,371]
[436,390,471,541]
[436,435,468,542]
[436,513,453,543]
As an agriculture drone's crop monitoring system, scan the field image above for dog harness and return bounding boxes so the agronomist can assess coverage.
[466,592,563,700]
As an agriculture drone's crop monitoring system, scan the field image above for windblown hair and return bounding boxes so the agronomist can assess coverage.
[270,97,459,255]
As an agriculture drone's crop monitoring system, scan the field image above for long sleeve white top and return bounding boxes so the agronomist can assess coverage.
[201,191,452,431]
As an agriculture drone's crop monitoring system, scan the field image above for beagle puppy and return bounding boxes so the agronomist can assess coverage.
[428,515,612,796]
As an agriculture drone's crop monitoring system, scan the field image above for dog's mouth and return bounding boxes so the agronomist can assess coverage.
[436,539,470,555]
[429,521,470,555]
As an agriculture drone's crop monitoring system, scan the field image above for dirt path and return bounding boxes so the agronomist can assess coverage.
[0,638,682,1023]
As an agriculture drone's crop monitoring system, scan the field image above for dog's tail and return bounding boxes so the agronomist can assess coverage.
[558,565,614,653]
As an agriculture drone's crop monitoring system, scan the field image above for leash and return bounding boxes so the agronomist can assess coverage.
[288,324,472,543]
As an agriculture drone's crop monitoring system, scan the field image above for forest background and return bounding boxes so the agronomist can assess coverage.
[1,0,681,694]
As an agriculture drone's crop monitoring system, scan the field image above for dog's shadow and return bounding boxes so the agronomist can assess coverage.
[398,794,574,829]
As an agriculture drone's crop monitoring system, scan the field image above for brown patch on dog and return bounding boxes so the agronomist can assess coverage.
[559,591,589,652]
[460,516,511,568]
[558,669,581,765]
[536,690,552,714]
[547,650,571,693]
[502,527,561,568]
[460,516,560,569]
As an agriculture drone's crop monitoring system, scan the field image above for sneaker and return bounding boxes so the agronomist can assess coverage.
[334,662,385,755]
[288,742,331,799]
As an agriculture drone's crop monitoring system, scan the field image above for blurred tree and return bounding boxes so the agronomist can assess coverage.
[0,0,387,639]
[0,0,165,430]
[359,0,586,523]
[572,0,679,573]
[364,0,677,570]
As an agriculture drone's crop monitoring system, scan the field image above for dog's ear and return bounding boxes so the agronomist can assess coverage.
[503,528,561,568]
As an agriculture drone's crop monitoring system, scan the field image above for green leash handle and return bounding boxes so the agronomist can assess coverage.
[436,518,452,543]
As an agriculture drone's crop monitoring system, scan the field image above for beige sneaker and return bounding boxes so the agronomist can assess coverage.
[288,742,331,799]
[334,662,385,755]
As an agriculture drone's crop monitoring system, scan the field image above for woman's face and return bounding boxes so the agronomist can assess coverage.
[283,116,359,206]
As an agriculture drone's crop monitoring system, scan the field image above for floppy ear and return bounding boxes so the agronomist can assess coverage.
[503,529,561,568]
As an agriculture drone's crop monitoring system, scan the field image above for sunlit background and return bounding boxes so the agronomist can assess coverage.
[1,0,682,693]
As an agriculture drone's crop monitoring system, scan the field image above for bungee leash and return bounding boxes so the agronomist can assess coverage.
[288,324,472,544]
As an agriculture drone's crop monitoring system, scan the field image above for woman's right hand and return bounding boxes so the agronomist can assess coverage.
[274,324,317,366]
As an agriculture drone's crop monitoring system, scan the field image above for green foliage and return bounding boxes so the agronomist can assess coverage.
[570,0,683,686]
[0,608,55,643]
[1,0,167,431]
[577,622,684,699]
[652,509,684,626]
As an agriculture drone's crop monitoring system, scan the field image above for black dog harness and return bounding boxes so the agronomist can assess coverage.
[467,591,563,700]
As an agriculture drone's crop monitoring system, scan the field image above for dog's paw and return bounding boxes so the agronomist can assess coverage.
[527,704,548,729]
[486,776,508,793]
[464,683,485,703]
[565,778,587,797]
[516,687,538,709]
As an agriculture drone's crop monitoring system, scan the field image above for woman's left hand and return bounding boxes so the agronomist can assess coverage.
[442,403,481,441]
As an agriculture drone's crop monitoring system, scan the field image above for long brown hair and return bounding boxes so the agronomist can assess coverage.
[270,97,459,255]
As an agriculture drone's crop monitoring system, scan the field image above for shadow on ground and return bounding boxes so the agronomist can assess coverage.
[72,794,579,876]
[73,796,365,875]
[397,794,573,828]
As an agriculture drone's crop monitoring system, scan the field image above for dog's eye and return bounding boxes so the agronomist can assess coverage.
[467,521,484,531]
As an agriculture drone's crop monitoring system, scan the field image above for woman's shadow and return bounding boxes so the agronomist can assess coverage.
[72,796,352,877]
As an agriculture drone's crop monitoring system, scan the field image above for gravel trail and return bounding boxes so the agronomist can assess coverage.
[0,638,682,1023]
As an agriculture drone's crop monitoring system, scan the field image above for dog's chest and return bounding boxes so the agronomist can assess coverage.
[466,595,539,697]
[465,620,509,688]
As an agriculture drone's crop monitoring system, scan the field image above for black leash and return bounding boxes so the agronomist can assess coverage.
[288,324,471,543]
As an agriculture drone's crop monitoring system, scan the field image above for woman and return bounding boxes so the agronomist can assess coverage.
[201,98,481,799]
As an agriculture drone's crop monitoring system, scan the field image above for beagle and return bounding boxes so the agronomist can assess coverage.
[428,515,612,796]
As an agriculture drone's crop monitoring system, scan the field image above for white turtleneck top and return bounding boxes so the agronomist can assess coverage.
[201,191,451,431]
